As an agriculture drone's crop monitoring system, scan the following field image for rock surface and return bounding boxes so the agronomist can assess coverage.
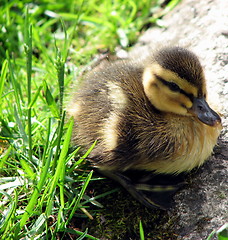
[128,0,228,239]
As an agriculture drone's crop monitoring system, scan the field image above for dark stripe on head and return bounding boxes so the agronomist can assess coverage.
[155,74,194,101]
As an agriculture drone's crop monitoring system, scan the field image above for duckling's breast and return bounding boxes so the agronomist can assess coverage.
[175,118,222,173]
[136,115,222,174]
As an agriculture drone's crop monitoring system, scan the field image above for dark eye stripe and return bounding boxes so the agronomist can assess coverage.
[155,74,194,101]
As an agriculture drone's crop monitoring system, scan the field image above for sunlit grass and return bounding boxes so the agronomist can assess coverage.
[0,0,181,239]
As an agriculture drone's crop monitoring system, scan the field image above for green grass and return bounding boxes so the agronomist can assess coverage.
[0,0,181,239]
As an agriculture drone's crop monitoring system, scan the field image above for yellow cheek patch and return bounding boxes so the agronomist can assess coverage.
[174,93,193,109]
[143,65,197,115]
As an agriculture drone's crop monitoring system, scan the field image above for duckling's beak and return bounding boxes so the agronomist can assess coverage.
[190,98,221,126]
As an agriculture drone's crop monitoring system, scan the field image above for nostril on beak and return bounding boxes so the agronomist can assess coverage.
[197,105,203,111]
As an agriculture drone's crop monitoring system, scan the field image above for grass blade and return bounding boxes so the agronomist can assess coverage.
[28,85,42,108]
[43,81,60,119]
[0,143,11,168]
[139,220,145,240]
[0,59,8,108]
[217,223,228,240]
[55,48,65,118]
[14,105,28,146]
[60,228,100,240]
[7,53,23,116]
[45,117,73,216]
[24,8,33,164]
[66,170,93,225]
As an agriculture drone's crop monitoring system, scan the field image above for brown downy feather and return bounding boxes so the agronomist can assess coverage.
[68,47,222,175]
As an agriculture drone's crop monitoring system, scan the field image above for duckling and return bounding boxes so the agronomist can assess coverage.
[68,46,222,209]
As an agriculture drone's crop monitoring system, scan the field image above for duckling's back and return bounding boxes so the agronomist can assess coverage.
[69,60,145,162]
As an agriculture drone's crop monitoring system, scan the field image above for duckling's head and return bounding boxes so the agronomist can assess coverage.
[143,47,221,126]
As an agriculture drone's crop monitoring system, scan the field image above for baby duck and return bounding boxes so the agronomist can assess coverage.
[68,46,222,209]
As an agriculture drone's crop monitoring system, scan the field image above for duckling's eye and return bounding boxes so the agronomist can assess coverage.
[167,82,181,92]
[155,74,181,93]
